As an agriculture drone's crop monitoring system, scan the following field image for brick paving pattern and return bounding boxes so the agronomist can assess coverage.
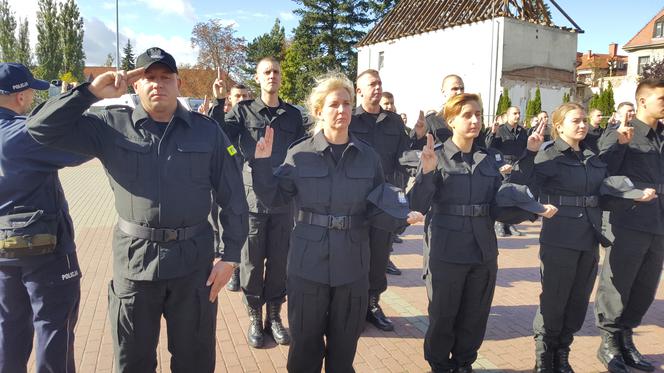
[28,160,664,372]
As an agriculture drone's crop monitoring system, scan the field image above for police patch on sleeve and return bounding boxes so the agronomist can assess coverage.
[526,187,534,199]
[495,154,502,162]
[227,145,237,156]
[398,191,408,204]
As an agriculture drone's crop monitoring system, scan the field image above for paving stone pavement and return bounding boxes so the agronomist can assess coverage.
[28,160,664,372]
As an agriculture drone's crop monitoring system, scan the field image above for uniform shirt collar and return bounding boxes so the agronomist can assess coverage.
[553,137,594,158]
[311,130,365,154]
[353,105,388,123]
[0,106,19,118]
[131,101,192,128]
[631,118,664,139]
[250,96,286,115]
[442,137,477,159]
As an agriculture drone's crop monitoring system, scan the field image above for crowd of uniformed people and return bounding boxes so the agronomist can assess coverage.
[0,46,663,373]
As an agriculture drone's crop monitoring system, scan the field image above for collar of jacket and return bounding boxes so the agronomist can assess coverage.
[630,118,664,139]
[249,96,287,116]
[441,137,485,163]
[553,137,595,159]
[353,105,389,124]
[131,101,193,128]
[311,130,366,154]
[0,106,20,119]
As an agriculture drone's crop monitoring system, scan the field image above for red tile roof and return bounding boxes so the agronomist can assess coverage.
[623,7,664,51]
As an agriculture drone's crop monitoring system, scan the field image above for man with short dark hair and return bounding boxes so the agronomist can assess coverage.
[584,108,604,153]
[351,69,412,331]
[0,62,90,373]
[26,48,249,372]
[214,56,305,348]
[486,106,529,237]
[380,91,397,113]
[423,74,465,144]
[594,79,664,373]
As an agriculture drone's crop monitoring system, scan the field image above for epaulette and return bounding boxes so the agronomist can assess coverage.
[191,110,216,123]
[104,104,133,113]
[288,134,312,149]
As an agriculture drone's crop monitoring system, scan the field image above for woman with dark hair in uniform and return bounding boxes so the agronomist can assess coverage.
[249,72,423,373]
[509,102,656,373]
[410,93,557,373]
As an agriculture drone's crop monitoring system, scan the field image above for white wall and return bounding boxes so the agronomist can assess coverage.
[626,47,664,77]
[357,17,578,127]
[357,19,500,127]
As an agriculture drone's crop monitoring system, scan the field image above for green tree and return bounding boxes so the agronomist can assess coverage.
[368,0,399,23]
[524,86,542,126]
[121,39,135,71]
[562,91,570,103]
[640,59,664,80]
[588,82,615,127]
[59,0,85,81]
[15,18,31,66]
[35,0,61,80]
[0,0,17,62]
[104,53,114,67]
[495,87,511,116]
[281,36,317,104]
[244,18,286,91]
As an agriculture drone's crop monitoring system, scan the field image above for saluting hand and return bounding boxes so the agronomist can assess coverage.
[254,126,274,159]
[414,110,426,139]
[526,121,546,152]
[421,133,437,174]
[406,211,424,225]
[538,204,558,219]
[89,67,144,99]
[616,111,634,145]
[636,188,658,202]
[212,67,227,99]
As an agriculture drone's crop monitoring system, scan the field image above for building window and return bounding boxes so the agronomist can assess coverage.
[378,51,384,70]
[654,19,664,38]
[638,56,650,75]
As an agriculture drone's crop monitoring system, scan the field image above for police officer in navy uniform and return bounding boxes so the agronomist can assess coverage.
[350,69,415,331]
[409,93,556,373]
[250,73,423,372]
[594,79,664,373]
[212,56,305,348]
[26,48,248,373]
[0,63,90,373]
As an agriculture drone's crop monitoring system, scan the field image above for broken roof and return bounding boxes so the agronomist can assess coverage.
[358,0,577,47]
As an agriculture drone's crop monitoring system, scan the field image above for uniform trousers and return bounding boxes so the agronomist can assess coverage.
[533,244,598,349]
[108,266,216,373]
[424,258,497,372]
[241,211,292,308]
[595,225,664,333]
[287,275,368,373]
[368,226,393,296]
[0,253,80,373]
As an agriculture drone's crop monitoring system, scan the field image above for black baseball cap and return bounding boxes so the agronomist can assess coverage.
[495,183,546,214]
[0,63,50,94]
[135,47,178,73]
[367,183,410,232]
[600,176,645,200]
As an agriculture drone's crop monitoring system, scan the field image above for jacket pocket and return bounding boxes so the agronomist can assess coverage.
[112,137,150,182]
[176,141,213,180]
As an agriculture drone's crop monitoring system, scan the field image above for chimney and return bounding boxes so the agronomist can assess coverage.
[585,50,592,58]
[609,43,618,57]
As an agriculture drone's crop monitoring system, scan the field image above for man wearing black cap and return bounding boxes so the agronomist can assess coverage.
[25,48,249,373]
[0,63,90,372]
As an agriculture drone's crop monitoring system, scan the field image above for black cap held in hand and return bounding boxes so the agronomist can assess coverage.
[600,176,645,200]
[495,183,546,214]
[367,183,410,232]
[135,47,178,74]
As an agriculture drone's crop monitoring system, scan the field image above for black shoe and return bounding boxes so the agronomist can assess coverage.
[619,329,655,372]
[386,259,402,275]
[366,295,394,331]
[535,342,555,373]
[393,236,403,244]
[247,306,264,348]
[508,225,525,236]
[554,348,575,373]
[495,222,508,237]
[453,365,473,373]
[597,332,629,373]
[265,302,290,345]
[226,267,240,292]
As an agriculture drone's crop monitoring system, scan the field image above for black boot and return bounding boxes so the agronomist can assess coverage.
[385,259,402,275]
[247,306,264,348]
[265,302,290,345]
[226,267,240,292]
[554,348,574,373]
[366,294,394,331]
[534,341,555,373]
[619,329,655,372]
[597,332,629,373]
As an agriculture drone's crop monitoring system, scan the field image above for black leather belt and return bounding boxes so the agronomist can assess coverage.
[297,211,364,230]
[432,204,490,217]
[117,218,208,242]
[539,194,599,208]
[633,182,664,195]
